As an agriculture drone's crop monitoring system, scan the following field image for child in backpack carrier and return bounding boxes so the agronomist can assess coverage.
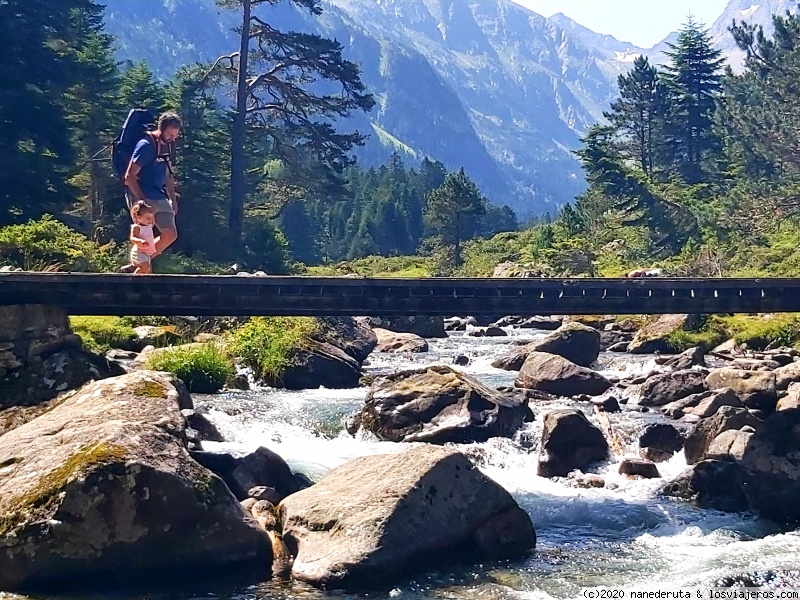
[128,201,159,275]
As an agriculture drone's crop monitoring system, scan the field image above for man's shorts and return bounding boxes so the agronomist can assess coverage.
[130,245,152,266]
[125,192,176,233]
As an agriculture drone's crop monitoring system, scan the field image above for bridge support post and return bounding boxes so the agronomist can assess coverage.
[0,305,80,383]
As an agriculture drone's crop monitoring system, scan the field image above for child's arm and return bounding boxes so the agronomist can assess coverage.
[130,224,149,248]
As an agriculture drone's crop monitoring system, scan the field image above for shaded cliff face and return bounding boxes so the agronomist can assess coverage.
[98,0,790,215]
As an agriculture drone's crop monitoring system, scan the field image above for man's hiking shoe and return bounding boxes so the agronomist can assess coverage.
[119,264,136,274]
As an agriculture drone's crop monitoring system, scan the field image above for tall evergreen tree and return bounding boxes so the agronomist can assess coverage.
[662,18,725,183]
[118,62,166,114]
[164,67,231,259]
[0,0,88,224]
[424,168,486,267]
[62,1,121,236]
[605,56,665,179]
[211,0,375,252]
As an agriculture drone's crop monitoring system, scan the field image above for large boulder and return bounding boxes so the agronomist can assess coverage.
[537,410,609,477]
[774,362,800,391]
[317,317,377,363]
[492,343,535,371]
[0,349,125,410]
[684,406,762,465]
[372,328,428,353]
[705,369,778,413]
[529,322,601,367]
[359,366,528,443]
[659,460,749,512]
[515,352,611,397]
[739,408,800,525]
[191,446,305,503]
[280,340,361,390]
[658,347,707,370]
[638,423,685,462]
[363,316,447,339]
[280,445,536,589]
[639,370,707,407]
[628,314,701,354]
[0,371,272,592]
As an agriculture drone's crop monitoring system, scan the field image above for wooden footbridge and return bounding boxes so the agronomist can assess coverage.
[1,272,799,316]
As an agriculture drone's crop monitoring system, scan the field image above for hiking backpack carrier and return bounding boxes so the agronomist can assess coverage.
[111,108,158,182]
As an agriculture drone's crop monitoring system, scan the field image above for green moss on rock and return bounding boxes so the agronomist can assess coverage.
[0,442,127,536]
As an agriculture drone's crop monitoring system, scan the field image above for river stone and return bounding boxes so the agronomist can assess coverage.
[372,328,428,353]
[600,330,634,352]
[638,423,685,462]
[537,410,609,477]
[134,325,182,349]
[684,388,743,418]
[739,409,800,525]
[0,348,125,410]
[618,458,660,479]
[639,370,706,407]
[530,322,601,367]
[280,339,361,389]
[773,361,800,391]
[777,383,800,411]
[705,369,777,413]
[492,343,534,371]
[363,316,447,339]
[0,371,271,592]
[659,460,748,512]
[518,316,562,330]
[515,352,611,397]
[280,445,536,589]
[360,366,528,443]
[705,429,753,461]
[658,347,707,370]
[730,358,781,371]
[628,314,701,354]
[684,406,763,465]
[317,317,377,363]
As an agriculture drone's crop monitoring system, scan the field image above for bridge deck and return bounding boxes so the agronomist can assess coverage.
[1,273,799,316]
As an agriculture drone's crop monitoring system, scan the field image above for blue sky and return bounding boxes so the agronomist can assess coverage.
[511,0,730,47]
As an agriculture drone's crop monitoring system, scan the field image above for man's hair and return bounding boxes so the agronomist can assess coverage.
[158,111,182,131]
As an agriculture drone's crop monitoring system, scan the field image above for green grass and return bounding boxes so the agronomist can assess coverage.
[228,317,320,383]
[145,343,235,394]
[718,314,800,350]
[662,313,800,352]
[70,316,139,352]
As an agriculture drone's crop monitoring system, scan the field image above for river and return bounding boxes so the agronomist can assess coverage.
[9,327,800,600]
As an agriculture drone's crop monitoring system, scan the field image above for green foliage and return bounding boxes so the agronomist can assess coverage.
[70,316,139,353]
[718,314,800,350]
[424,168,487,267]
[145,343,235,393]
[229,317,319,383]
[0,215,118,272]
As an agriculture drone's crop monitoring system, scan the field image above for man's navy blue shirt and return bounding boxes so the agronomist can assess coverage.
[131,137,168,200]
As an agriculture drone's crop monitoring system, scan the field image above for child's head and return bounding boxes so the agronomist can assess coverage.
[132,201,156,225]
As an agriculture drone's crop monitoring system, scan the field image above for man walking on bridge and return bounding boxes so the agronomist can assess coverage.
[122,111,182,272]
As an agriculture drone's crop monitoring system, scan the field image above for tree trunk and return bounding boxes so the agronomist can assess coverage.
[229,0,251,252]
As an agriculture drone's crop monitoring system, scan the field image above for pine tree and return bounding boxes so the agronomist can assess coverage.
[62,1,121,237]
[118,62,166,114]
[211,0,375,253]
[662,18,725,183]
[164,67,231,260]
[0,0,84,224]
[605,56,665,179]
[424,168,486,267]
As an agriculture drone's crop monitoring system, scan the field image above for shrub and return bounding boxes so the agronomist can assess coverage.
[229,317,319,382]
[0,215,118,272]
[145,343,235,394]
[70,316,139,353]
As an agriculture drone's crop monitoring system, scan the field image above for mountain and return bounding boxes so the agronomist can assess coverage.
[98,0,795,216]
[708,0,798,71]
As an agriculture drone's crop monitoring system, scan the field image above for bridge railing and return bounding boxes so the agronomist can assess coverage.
[0,272,797,316]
